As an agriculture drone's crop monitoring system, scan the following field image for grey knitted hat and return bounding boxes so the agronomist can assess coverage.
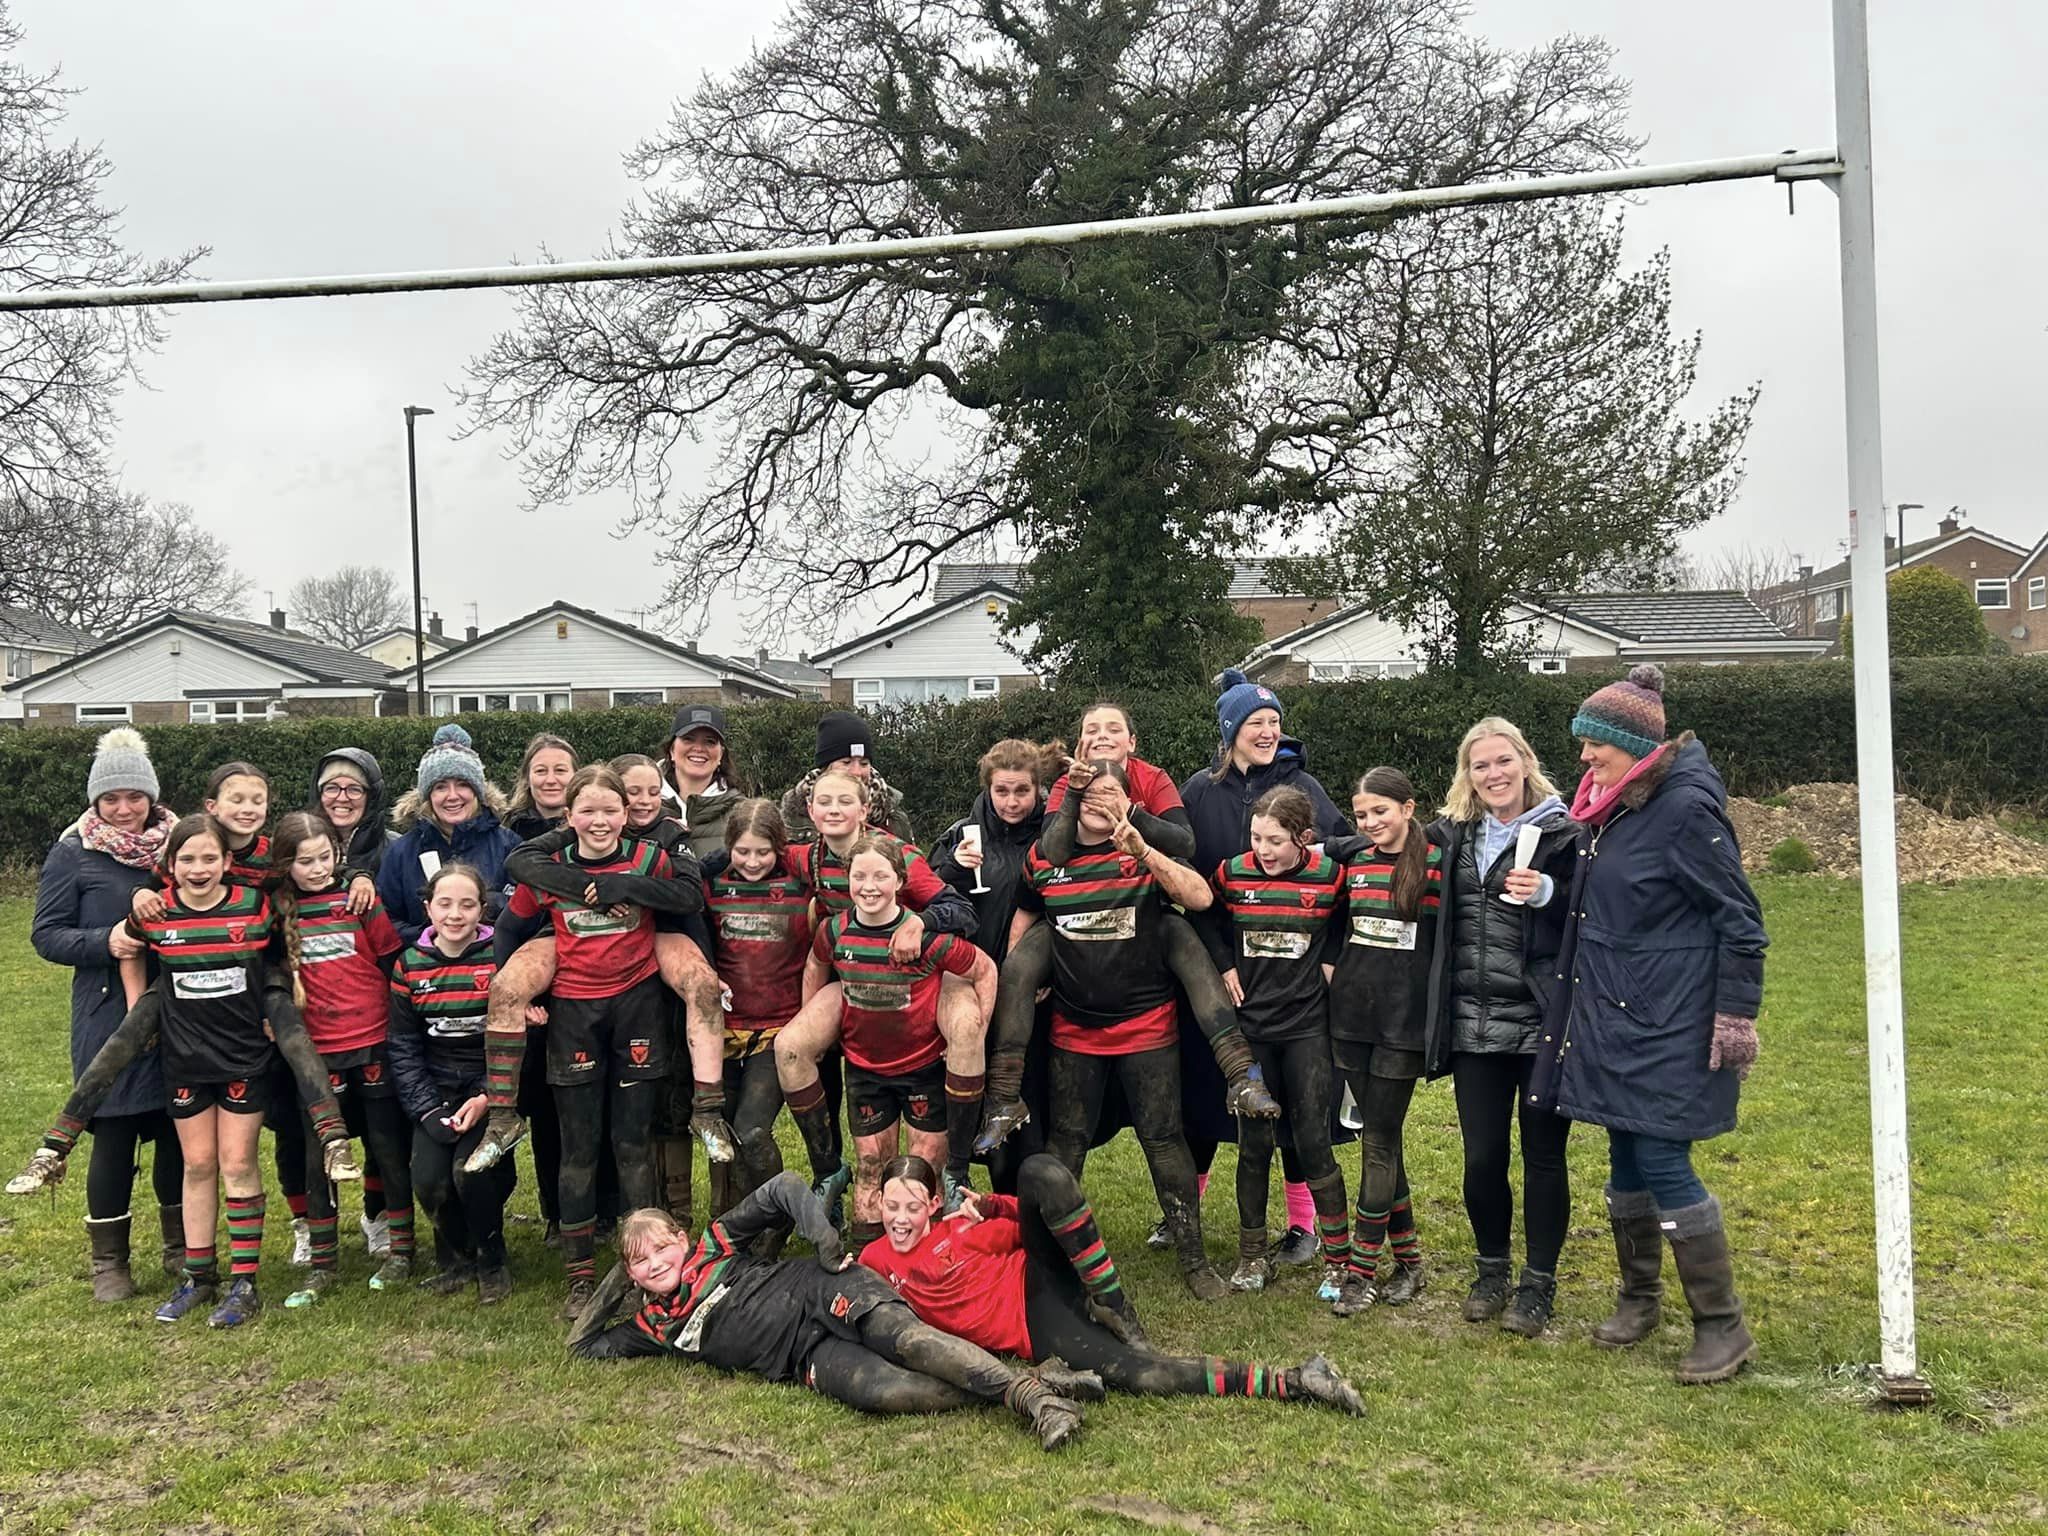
[416,722,486,799]
[86,727,160,803]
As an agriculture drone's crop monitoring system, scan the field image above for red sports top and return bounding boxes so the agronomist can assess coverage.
[811,909,978,1075]
[787,838,951,920]
[1043,756,1182,818]
[706,857,813,1030]
[288,885,404,1053]
[506,838,673,1000]
[859,1196,1032,1360]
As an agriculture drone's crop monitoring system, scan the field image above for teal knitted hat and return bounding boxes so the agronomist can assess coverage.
[1570,665,1667,759]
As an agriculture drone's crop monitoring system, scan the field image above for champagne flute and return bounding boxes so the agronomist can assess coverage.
[962,824,991,894]
[1498,823,1544,905]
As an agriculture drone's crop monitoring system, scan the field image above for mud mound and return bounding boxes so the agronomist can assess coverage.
[1727,783,2048,883]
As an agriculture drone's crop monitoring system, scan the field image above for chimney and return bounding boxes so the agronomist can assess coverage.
[429,612,444,638]
[756,647,768,668]
[1938,512,1960,536]
[1883,534,1896,554]
[1798,564,1813,580]
[685,638,699,653]
[464,624,478,644]
[269,608,286,631]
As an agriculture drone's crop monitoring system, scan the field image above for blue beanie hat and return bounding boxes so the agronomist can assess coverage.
[416,722,487,800]
[1214,668,1282,748]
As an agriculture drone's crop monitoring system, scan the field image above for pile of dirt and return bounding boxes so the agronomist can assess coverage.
[1726,783,2048,883]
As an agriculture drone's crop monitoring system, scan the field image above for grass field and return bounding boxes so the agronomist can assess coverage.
[1,877,2044,1535]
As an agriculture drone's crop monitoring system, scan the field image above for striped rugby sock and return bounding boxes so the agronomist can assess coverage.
[226,1192,266,1278]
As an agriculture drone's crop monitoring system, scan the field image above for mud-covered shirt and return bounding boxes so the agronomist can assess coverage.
[1018,840,1177,1055]
[129,883,275,1084]
[706,860,812,1030]
[387,932,497,1109]
[1210,848,1343,1042]
[811,909,977,1075]
[1328,841,1443,1049]
[788,838,952,922]
[289,885,403,1053]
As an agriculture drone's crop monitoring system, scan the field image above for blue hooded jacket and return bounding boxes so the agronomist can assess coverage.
[375,785,523,947]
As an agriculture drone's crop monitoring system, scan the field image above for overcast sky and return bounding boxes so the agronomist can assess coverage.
[12,0,2043,655]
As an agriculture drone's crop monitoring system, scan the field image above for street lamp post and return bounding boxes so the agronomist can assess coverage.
[1894,501,1922,558]
[404,405,435,716]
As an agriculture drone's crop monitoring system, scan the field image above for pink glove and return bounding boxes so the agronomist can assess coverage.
[1709,1014,1759,1080]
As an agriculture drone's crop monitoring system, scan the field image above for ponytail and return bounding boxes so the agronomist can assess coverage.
[1357,767,1429,920]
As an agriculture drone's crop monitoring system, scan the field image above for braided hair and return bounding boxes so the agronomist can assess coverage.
[267,809,342,1008]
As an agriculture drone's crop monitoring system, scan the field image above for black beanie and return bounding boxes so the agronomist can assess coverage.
[815,710,874,769]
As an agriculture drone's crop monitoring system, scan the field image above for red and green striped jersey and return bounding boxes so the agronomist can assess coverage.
[707,860,812,1029]
[286,885,403,1053]
[507,837,673,999]
[811,909,977,1075]
[1328,840,1444,1050]
[388,933,497,1106]
[1212,848,1344,1042]
[128,882,275,1084]
[788,838,952,920]
[156,832,269,897]
[1018,841,1177,1055]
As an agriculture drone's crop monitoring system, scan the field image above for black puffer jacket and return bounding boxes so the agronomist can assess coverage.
[1423,801,1579,1074]
[928,791,1045,965]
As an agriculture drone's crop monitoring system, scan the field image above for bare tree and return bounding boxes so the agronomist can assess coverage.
[0,6,203,509]
[0,494,249,632]
[1275,200,1756,674]
[463,0,1633,686]
[287,565,404,648]
[1690,541,1801,606]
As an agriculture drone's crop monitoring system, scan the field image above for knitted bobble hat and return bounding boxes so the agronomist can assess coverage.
[1570,664,1668,760]
[416,721,487,799]
[86,726,160,803]
[1214,668,1283,748]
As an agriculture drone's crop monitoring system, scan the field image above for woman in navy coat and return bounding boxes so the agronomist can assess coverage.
[30,728,185,1301]
[1537,666,1765,1384]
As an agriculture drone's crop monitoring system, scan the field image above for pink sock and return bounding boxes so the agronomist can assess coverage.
[1285,1179,1315,1232]
[1196,1172,1210,1200]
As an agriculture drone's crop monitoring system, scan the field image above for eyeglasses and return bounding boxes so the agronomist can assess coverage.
[319,783,367,801]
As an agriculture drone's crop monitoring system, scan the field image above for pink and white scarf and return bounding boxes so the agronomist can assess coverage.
[77,802,177,871]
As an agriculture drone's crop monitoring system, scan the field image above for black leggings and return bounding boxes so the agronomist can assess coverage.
[723,1046,785,1210]
[83,1111,183,1220]
[305,1085,414,1229]
[413,1120,517,1268]
[1451,1052,1572,1272]
[1236,1037,1338,1229]
[1330,1039,1417,1222]
[519,1024,564,1223]
[555,1077,660,1232]
[1045,1045,1197,1221]
[1012,1156,1280,1397]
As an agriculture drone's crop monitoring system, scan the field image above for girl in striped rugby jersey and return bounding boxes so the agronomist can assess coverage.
[1326,767,1444,1318]
[1204,786,1353,1298]
[806,835,997,1252]
[701,799,813,1212]
[387,863,515,1306]
[269,812,417,1305]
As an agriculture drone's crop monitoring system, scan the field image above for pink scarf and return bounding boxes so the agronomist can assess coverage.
[78,802,177,871]
[1569,744,1668,829]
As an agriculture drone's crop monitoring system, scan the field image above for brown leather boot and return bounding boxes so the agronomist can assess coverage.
[87,1214,135,1303]
[1666,1198,1756,1384]
[1591,1186,1664,1348]
[158,1204,185,1278]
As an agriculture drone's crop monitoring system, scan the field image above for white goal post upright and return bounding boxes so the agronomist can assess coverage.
[0,0,1925,1398]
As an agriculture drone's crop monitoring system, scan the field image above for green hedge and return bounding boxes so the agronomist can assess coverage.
[3,658,2043,868]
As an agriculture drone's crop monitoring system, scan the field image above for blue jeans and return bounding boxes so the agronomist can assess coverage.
[1606,1129,1709,1212]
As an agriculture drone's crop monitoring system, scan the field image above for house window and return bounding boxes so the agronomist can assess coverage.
[2030,577,2045,610]
[852,680,885,703]
[610,690,665,708]
[78,704,131,722]
[968,677,1000,699]
[189,699,275,724]
[1311,661,1421,681]
[432,691,569,715]
[1815,590,1840,622]
[1976,579,2010,609]
[4,646,30,681]
[1528,658,1569,675]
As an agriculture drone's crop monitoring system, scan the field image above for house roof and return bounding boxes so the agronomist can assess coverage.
[810,582,1025,666]
[751,654,828,688]
[400,601,798,697]
[1531,591,1798,646]
[0,606,98,653]
[355,625,455,654]
[930,558,1298,604]
[1779,526,2031,594]
[3,609,399,694]
[1246,589,1822,665]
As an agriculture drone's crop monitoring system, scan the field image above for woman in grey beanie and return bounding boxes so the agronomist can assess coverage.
[29,728,183,1302]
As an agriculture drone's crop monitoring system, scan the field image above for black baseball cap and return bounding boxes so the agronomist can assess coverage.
[670,704,729,741]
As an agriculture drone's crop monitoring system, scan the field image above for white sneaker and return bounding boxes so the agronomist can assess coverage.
[361,1212,391,1261]
[289,1217,312,1268]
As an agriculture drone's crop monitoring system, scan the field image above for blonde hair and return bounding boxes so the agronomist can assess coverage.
[617,1207,686,1262]
[1440,717,1559,823]
[810,768,871,806]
